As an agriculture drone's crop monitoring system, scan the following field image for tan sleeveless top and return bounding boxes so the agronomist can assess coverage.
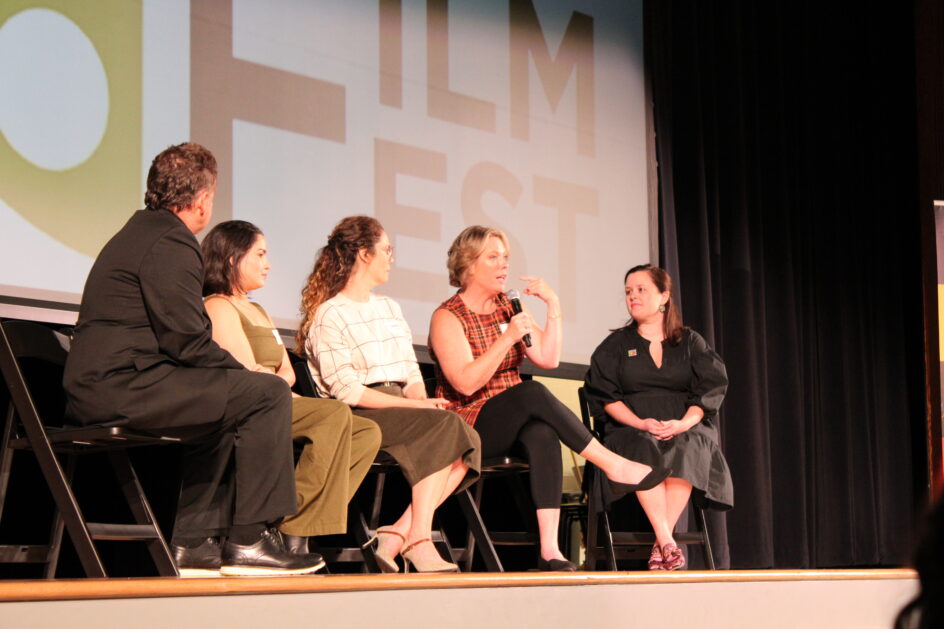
[205,296,283,372]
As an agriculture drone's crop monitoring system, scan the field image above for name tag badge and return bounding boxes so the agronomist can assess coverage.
[627,349,637,357]
[499,323,509,334]
[272,329,284,345]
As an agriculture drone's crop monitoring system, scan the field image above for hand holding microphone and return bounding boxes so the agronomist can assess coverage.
[506,289,532,347]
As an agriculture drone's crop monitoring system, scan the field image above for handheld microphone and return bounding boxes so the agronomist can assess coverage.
[506,289,532,347]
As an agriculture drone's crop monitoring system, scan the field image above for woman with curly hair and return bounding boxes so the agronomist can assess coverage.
[298,215,481,573]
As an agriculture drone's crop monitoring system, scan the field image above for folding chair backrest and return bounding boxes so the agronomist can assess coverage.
[288,351,320,398]
[577,386,602,438]
[3,321,69,365]
[0,321,71,432]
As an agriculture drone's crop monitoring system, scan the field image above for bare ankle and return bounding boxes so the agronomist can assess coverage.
[541,548,565,561]
[655,533,675,547]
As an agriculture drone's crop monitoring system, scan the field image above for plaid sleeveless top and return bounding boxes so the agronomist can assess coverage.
[432,292,525,426]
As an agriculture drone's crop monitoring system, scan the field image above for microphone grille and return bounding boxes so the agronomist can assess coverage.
[506,289,521,300]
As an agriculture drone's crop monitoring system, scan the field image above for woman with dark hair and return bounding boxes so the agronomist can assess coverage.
[202,220,382,560]
[584,264,733,570]
[428,226,669,571]
[299,215,480,574]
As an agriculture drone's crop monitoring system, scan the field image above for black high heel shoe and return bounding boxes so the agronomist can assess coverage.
[607,465,672,498]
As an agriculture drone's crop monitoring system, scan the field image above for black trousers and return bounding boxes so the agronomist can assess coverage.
[474,380,593,509]
[165,370,297,538]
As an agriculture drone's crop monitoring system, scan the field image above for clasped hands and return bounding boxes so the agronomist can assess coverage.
[641,417,688,441]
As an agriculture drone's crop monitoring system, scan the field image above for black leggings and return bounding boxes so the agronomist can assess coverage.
[474,380,594,509]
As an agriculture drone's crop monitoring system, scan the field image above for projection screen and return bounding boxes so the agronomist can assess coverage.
[0,0,649,365]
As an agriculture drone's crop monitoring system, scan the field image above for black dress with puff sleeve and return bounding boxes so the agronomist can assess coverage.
[584,326,734,510]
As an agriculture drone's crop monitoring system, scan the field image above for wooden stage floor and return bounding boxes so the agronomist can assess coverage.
[0,569,919,629]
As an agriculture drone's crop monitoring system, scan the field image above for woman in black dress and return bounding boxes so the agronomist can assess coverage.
[584,264,733,570]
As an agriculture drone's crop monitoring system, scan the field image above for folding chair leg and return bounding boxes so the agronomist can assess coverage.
[108,451,177,576]
[42,454,76,579]
[694,505,716,570]
[44,509,65,579]
[462,480,485,572]
[369,472,386,530]
[347,498,384,574]
[35,450,104,577]
[601,510,618,571]
[589,464,620,572]
[0,405,14,514]
[585,512,597,570]
[585,467,601,570]
[588,465,619,571]
[28,438,103,577]
[455,488,503,572]
[431,514,457,568]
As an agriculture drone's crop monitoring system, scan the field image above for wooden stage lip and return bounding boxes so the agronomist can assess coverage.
[0,569,917,603]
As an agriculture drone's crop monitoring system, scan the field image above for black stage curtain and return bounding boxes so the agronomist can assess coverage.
[645,1,926,568]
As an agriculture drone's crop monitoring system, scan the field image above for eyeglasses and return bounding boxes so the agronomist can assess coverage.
[380,245,394,258]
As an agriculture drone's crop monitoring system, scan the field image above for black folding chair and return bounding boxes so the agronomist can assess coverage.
[578,387,715,570]
[0,320,180,577]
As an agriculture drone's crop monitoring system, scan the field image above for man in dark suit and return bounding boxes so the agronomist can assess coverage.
[64,143,323,576]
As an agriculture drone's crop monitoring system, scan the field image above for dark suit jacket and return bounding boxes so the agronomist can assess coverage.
[64,208,244,427]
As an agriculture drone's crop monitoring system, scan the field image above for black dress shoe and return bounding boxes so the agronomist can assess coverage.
[172,537,221,577]
[538,557,577,572]
[608,465,672,498]
[281,533,309,555]
[220,529,326,576]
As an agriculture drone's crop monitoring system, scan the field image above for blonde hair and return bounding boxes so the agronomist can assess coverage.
[446,226,509,288]
[296,216,384,351]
